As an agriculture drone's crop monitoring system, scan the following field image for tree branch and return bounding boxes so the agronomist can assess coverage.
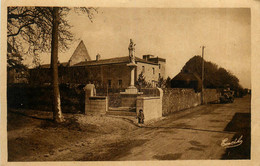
[7,22,34,37]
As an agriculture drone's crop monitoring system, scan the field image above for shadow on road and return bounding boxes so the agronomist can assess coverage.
[8,110,53,121]
[221,113,251,159]
[79,139,148,161]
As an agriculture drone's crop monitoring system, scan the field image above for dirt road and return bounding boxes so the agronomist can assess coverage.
[112,95,251,160]
[7,95,250,161]
[75,95,250,161]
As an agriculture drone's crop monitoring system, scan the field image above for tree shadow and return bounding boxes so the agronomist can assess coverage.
[8,110,53,121]
[221,113,251,159]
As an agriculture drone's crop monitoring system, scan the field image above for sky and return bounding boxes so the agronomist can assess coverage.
[27,8,251,88]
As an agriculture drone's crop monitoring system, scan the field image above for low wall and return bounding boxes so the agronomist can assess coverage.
[136,97,162,121]
[136,88,163,122]
[85,96,108,115]
[120,94,140,108]
[162,88,220,116]
[162,88,201,116]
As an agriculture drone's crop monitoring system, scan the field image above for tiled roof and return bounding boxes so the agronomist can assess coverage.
[73,56,158,67]
[38,56,158,69]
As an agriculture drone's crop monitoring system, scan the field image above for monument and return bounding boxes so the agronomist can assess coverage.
[120,39,142,94]
[128,39,136,64]
[120,39,142,108]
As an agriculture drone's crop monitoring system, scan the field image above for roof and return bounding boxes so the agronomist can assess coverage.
[38,56,159,69]
[68,40,91,66]
[39,62,69,69]
[73,56,158,67]
[147,57,166,63]
[172,72,202,82]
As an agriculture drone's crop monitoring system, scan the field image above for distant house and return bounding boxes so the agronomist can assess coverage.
[171,72,202,91]
[29,41,166,88]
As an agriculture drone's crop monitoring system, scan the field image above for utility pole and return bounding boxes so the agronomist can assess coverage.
[201,46,205,105]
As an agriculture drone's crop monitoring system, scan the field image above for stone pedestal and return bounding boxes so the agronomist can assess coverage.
[120,62,143,95]
[120,62,142,108]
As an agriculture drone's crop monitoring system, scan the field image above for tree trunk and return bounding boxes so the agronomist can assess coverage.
[51,7,64,123]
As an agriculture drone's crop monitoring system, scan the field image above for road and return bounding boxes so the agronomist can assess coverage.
[105,95,251,160]
[7,95,250,161]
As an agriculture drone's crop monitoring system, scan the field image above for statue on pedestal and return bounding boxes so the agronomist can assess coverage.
[128,39,136,64]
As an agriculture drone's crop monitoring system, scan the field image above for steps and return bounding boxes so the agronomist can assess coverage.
[107,107,136,116]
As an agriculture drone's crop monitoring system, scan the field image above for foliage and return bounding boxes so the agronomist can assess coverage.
[157,76,172,88]
[157,75,165,88]
[165,76,172,88]
[7,43,27,71]
[181,56,242,90]
[7,7,97,122]
[135,72,152,88]
[7,7,97,68]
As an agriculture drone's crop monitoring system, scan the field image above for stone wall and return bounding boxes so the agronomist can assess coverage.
[162,88,220,116]
[162,88,201,116]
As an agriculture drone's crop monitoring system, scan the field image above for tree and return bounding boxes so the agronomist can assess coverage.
[7,7,97,122]
[181,55,242,90]
[165,76,171,88]
[157,75,165,88]
[136,72,146,89]
[7,7,97,66]
[51,7,64,122]
[135,72,153,89]
[7,43,27,71]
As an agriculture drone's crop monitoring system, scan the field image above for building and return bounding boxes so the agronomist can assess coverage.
[171,72,202,92]
[29,40,166,88]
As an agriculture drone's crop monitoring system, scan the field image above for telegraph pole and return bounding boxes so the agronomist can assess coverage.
[201,46,205,104]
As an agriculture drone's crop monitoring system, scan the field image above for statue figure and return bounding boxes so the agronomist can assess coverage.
[128,39,136,63]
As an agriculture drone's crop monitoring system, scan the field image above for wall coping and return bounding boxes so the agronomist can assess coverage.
[89,96,107,100]
[137,96,161,100]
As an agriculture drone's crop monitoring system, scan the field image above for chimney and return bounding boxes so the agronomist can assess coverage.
[143,54,154,61]
[96,54,101,61]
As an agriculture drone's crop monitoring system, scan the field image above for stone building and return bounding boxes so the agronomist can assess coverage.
[29,40,166,88]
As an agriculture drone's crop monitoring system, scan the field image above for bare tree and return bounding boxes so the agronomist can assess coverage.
[51,7,64,122]
[7,7,97,122]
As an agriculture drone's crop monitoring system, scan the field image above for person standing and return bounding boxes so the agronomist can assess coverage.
[137,109,144,124]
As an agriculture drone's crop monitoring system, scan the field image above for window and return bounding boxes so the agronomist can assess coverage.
[118,80,122,88]
[152,68,155,74]
[159,64,161,69]
[142,66,145,73]
[108,80,112,88]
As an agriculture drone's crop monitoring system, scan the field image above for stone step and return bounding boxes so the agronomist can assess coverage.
[109,107,136,112]
[106,110,136,116]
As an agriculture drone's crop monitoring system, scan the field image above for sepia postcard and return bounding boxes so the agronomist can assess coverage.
[1,0,260,166]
